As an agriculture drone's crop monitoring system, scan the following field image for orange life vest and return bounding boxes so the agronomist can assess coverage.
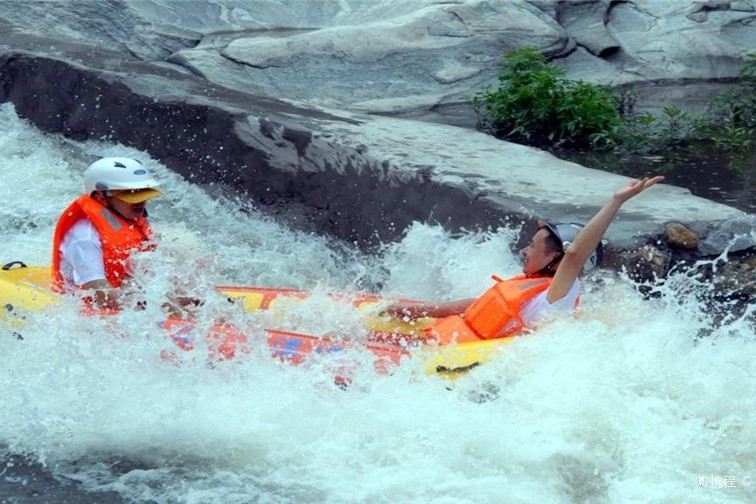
[425,275,553,345]
[51,194,154,291]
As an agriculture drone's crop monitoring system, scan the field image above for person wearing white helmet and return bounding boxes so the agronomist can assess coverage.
[385,176,665,342]
[51,157,162,308]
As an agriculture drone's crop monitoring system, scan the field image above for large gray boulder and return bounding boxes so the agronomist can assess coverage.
[558,1,756,116]
[1,0,753,126]
[560,0,754,79]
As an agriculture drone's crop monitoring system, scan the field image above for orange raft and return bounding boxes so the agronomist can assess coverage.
[216,284,427,374]
[218,284,519,377]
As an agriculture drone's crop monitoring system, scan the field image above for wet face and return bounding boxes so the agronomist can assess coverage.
[106,195,147,222]
[521,228,562,276]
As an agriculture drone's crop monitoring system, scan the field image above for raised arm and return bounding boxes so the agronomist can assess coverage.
[547,176,665,303]
[383,298,476,320]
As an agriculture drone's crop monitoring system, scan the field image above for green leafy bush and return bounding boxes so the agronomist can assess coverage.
[709,53,756,138]
[473,48,623,150]
[474,49,755,153]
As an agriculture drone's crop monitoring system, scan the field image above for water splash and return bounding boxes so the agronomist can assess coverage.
[1,103,754,503]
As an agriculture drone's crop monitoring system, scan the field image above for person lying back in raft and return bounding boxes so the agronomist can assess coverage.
[51,157,196,313]
[385,176,665,343]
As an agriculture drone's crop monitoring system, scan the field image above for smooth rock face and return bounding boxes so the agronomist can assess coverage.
[600,1,753,81]
[1,0,753,126]
[556,0,621,58]
[193,1,567,122]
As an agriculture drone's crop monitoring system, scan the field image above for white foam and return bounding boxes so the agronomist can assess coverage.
[1,103,754,503]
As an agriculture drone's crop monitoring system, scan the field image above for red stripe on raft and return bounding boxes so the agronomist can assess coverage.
[265,328,408,374]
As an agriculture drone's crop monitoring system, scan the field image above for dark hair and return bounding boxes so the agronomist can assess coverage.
[542,230,563,255]
[538,229,564,276]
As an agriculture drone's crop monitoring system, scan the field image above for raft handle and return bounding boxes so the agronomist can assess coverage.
[2,261,27,271]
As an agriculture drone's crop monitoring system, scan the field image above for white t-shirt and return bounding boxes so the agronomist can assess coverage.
[519,278,582,328]
[58,219,107,287]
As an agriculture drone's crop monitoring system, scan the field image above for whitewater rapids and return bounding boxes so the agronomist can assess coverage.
[1,104,753,503]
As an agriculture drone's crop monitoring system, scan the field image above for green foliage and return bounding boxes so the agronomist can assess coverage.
[474,49,756,153]
[710,53,756,131]
[624,106,708,148]
[711,126,754,151]
[473,48,623,150]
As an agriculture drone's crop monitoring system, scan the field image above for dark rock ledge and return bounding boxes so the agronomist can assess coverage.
[0,44,508,245]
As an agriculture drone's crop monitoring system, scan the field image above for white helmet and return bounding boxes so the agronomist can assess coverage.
[83,157,160,194]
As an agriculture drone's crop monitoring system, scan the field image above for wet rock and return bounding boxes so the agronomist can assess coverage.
[618,245,672,283]
[713,253,756,297]
[0,454,125,503]
[699,215,756,255]
[665,222,700,250]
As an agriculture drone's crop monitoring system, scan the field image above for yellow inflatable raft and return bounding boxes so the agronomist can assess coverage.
[1,262,513,377]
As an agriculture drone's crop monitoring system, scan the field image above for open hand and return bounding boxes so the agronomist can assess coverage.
[614,176,665,203]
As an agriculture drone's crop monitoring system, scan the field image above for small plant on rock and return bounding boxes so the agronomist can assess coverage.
[472,48,623,150]
[707,53,756,150]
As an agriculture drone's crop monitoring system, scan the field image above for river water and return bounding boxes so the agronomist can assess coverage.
[550,144,756,214]
[1,103,754,503]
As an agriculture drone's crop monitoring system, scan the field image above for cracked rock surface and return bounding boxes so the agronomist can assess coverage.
[1,0,753,124]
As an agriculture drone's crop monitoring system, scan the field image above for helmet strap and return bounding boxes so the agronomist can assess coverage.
[101,193,146,222]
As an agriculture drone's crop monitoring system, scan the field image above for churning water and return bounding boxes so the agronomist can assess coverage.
[1,103,754,503]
